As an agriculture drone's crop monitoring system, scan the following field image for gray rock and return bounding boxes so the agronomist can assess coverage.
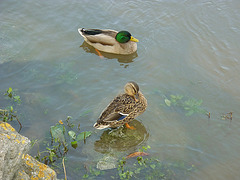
[97,155,118,170]
[0,121,57,180]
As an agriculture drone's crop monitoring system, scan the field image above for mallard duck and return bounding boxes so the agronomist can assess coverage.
[78,28,139,55]
[94,82,147,130]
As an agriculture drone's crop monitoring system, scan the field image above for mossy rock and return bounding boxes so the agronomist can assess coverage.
[94,120,149,153]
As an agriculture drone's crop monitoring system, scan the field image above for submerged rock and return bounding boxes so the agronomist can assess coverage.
[97,155,118,170]
[0,121,57,180]
[94,120,149,153]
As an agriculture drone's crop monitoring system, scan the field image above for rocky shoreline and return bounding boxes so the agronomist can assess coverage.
[0,121,57,180]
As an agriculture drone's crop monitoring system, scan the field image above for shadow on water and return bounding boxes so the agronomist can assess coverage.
[94,120,149,154]
[80,41,138,64]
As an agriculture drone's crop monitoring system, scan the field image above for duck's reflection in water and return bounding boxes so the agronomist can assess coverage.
[80,42,138,64]
[94,120,149,154]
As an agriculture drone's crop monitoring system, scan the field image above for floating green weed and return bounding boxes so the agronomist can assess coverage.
[221,112,233,121]
[139,145,151,152]
[183,98,206,116]
[164,94,207,116]
[0,87,22,131]
[35,138,67,165]
[82,166,105,179]
[116,145,195,180]
[0,106,17,122]
[66,116,75,128]
[34,116,92,165]
[4,87,21,104]
[50,124,66,143]
[57,72,76,84]
[34,121,69,165]
[0,107,22,132]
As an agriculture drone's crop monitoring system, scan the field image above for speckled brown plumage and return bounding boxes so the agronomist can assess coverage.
[93,82,147,129]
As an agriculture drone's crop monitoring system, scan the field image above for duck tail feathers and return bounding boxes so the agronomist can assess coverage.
[78,27,83,34]
[93,123,110,130]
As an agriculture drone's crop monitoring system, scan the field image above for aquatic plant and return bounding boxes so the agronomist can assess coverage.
[116,145,195,180]
[221,112,233,121]
[82,166,105,179]
[56,63,78,85]
[0,87,22,131]
[164,94,207,116]
[34,116,92,165]
[4,87,21,104]
[57,72,77,84]
[0,106,22,132]
[82,145,195,179]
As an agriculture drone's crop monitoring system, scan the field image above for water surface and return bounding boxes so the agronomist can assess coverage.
[1,0,240,179]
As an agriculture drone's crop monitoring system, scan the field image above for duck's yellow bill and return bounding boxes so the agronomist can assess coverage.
[130,36,139,42]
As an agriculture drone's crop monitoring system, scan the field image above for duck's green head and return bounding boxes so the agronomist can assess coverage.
[115,31,139,43]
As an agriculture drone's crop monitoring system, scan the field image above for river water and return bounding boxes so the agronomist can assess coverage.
[1,0,240,179]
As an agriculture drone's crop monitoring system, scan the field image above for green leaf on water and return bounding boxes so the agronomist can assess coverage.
[14,95,21,103]
[7,87,13,98]
[71,141,77,145]
[150,164,156,169]
[185,110,194,116]
[68,130,76,140]
[71,141,78,149]
[49,151,56,162]
[76,131,92,141]
[50,124,65,142]
[164,98,171,107]
[82,174,89,178]
[8,87,12,93]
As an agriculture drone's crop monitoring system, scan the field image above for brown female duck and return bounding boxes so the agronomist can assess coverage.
[94,82,147,130]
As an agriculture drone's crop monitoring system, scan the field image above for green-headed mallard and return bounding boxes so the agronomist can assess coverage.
[78,28,139,55]
[94,82,147,130]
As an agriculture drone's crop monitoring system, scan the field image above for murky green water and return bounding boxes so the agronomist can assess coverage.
[1,0,240,179]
